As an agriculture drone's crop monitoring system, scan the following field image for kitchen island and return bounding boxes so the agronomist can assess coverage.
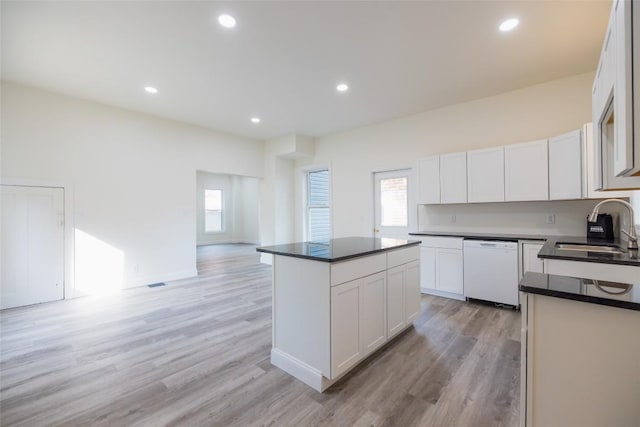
[519,272,640,427]
[257,237,421,392]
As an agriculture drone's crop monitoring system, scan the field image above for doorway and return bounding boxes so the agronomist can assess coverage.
[373,169,414,239]
[1,185,64,309]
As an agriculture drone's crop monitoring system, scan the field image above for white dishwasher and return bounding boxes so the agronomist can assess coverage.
[463,240,519,306]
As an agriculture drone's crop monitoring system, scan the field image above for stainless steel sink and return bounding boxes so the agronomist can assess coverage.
[555,243,625,254]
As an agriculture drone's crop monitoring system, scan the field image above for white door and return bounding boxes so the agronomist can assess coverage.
[374,169,413,239]
[1,185,64,309]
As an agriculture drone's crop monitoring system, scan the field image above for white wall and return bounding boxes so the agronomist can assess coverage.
[1,81,263,297]
[295,72,596,239]
[418,200,629,237]
[195,171,260,246]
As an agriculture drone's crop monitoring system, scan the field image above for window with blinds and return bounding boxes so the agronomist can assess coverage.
[307,170,330,242]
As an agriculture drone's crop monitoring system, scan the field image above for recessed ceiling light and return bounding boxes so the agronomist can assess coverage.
[336,83,349,93]
[144,86,158,94]
[251,117,261,124]
[218,14,236,28]
[499,18,519,32]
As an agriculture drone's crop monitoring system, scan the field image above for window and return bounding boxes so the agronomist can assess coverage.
[380,177,408,227]
[204,189,224,233]
[307,170,330,242]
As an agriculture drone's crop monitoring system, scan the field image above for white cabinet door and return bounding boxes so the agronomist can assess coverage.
[613,0,635,176]
[467,147,505,203]
[404,260,420,323]
[419,246,436,292]
[522,243,545,274]
[386,265,406,338]
[548,130,583,200]
[417,156,440,204]
[440,152,467,204]
[583,123,632,198]
[361,272,387,356]
[505,140,549,201]
[331,279,362,378]
[436,248,464,294]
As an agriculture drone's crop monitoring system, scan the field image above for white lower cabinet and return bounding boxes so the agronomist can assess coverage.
[404,261,421,323]
[521,243,545,274]
[331,278,363,378]
[361,272,387,355]
[386,260,420,339]
[436,249,464,294]
[420,237,464,298]
[387,265,406,337]
[330,270,389,378]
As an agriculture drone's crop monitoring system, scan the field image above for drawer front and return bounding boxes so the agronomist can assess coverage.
[420,236,463,250]
[331,253,386,286]
[387,246,419,268]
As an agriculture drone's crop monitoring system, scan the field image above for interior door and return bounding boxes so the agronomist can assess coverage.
[373,169,413,239]
[1,185,64,309]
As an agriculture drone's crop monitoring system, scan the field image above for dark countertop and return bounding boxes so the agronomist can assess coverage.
[520,271,640,311]
[409,230,548,242]
[538,235,640,267]
[410,230,640,267]
[256,237,421,262]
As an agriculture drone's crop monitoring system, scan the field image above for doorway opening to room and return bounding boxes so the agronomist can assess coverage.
[195,171,261,269]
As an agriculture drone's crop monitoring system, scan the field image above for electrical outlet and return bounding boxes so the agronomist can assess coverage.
[546,214,555,225]
[133,264,140,274]
[450,214,456,223]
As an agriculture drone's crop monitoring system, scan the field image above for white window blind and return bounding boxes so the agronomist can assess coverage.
[380,177,408,227]
[307,170,330,242]
[204,189,224,232]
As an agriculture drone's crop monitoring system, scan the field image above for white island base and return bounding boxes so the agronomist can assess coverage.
[268,245,420,392]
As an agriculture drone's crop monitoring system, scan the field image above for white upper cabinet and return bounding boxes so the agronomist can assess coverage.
[504,140,549,202]
[613,0,634,176]
[439,152,467,204]
[592,0,640,188]
[548,130,583,200]
[417,156,440,204]
[467,147,505,203]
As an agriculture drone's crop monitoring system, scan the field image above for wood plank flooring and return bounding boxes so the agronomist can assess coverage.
[0,244,521,426]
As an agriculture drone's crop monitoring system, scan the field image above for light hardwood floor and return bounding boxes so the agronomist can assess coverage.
[0,244,521,426]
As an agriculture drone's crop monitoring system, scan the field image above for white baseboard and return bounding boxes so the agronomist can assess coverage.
[421,288,466,301]
[271,348,336,392]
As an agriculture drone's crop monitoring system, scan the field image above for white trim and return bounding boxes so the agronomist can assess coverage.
[420,288,466,301]
[270,348,344,392]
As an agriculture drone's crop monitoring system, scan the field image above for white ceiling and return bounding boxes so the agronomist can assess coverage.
[1,1,610,140]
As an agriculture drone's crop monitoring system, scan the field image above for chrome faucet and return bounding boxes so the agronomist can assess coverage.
[588,199,638,250]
